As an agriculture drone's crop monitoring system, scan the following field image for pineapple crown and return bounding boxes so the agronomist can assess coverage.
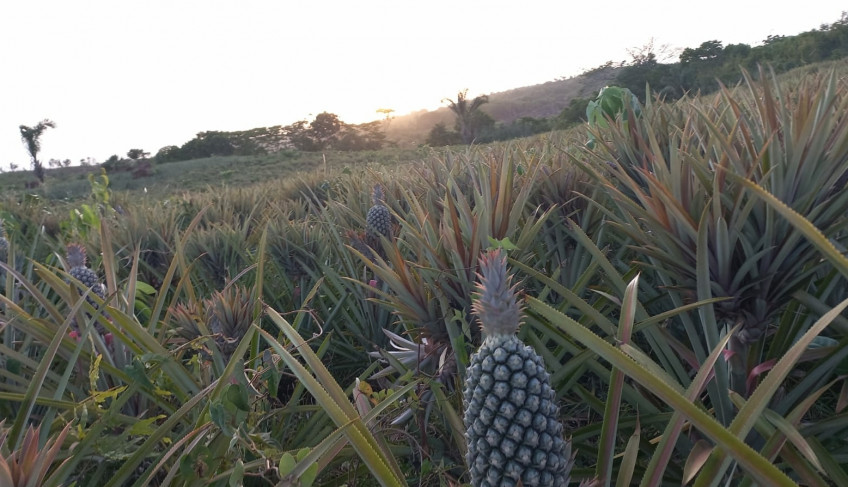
[206,286,256,339]
[170,302,203,340]
[66,243,88,268]
[472,249,523,337]
[372,184,385,206]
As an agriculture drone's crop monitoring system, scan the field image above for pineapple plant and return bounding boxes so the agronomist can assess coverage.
[206,286,256,360]
[168,286,257,362]
[0,420,73,486]
[584,69,848,396]
[463,249,572,487]
[170,301,204,343]
[66,243,105,303]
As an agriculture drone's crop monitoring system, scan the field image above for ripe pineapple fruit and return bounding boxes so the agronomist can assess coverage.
[66,244,105,303]
[464,249,572,487]
[365,184,392,248]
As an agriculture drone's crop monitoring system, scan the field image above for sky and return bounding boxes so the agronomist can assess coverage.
[1,1,845,171]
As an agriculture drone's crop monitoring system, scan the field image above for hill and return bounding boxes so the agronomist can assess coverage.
[383,66,619,146]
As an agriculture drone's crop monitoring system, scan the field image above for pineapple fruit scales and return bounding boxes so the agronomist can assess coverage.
[366,184,391,240]
[66,244,105,302]
[464,249,572,487]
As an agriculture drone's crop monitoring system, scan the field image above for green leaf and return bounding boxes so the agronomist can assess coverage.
[301,463,319,487]
[91,386,126,405]
[615,419,641,487]
[728,174,848,277]
[684,440,714,484]
[210,402,228,432]
[808,336,838,349]
[134,281,156,295]
[296,447,310,462]
[179,455,197,482]
[696,295,848,483]
[598,275,639,484]
[225,383,250,412]
[127,415,167,436]
[279,453,296,476]
[260,309,405,485]
[88,354,103,392]
[528,296,797,486]
[228,460,244,487]
[487,235,519,251]
[123,360,155,390]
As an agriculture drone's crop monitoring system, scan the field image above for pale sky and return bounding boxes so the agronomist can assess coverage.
[1,1,845,171]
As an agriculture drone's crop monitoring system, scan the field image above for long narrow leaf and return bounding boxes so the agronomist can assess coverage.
[696,296,848,483]
[597,275,639,485]
[528,297,797,486]
[261,309,405,485]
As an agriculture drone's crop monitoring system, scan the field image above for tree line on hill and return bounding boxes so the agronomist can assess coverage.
[614,12,848,102]
[153,112,387,164]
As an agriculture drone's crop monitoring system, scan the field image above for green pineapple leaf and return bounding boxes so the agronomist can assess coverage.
[486,235,518,251]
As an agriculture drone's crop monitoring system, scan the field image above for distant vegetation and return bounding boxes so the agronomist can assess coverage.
[613,12,848,101]
[152,112,387,164]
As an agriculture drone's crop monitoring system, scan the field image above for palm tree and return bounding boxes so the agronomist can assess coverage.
[442,89,489,144]
[19,119,56,183]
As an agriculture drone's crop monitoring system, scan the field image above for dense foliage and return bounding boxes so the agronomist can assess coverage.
[611,13,848,99]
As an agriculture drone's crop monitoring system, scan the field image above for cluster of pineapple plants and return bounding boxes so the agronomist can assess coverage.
[1,62,848,486]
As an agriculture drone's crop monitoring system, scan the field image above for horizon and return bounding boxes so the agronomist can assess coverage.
[1,1,845,172]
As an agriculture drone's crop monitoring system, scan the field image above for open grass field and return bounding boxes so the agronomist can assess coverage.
[0,147,429,202]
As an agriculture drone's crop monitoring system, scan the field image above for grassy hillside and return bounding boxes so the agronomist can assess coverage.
[383,66,619,146]
[0,147,429,204]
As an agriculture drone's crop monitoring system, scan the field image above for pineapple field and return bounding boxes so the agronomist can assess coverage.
[3,63,848,486]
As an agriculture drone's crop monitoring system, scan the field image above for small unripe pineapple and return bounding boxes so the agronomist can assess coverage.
[366,184,392,243]
[464,249,572,487]
[66,244,105,302]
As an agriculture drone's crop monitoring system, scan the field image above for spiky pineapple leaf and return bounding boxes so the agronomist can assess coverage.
[529,291,797,486]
